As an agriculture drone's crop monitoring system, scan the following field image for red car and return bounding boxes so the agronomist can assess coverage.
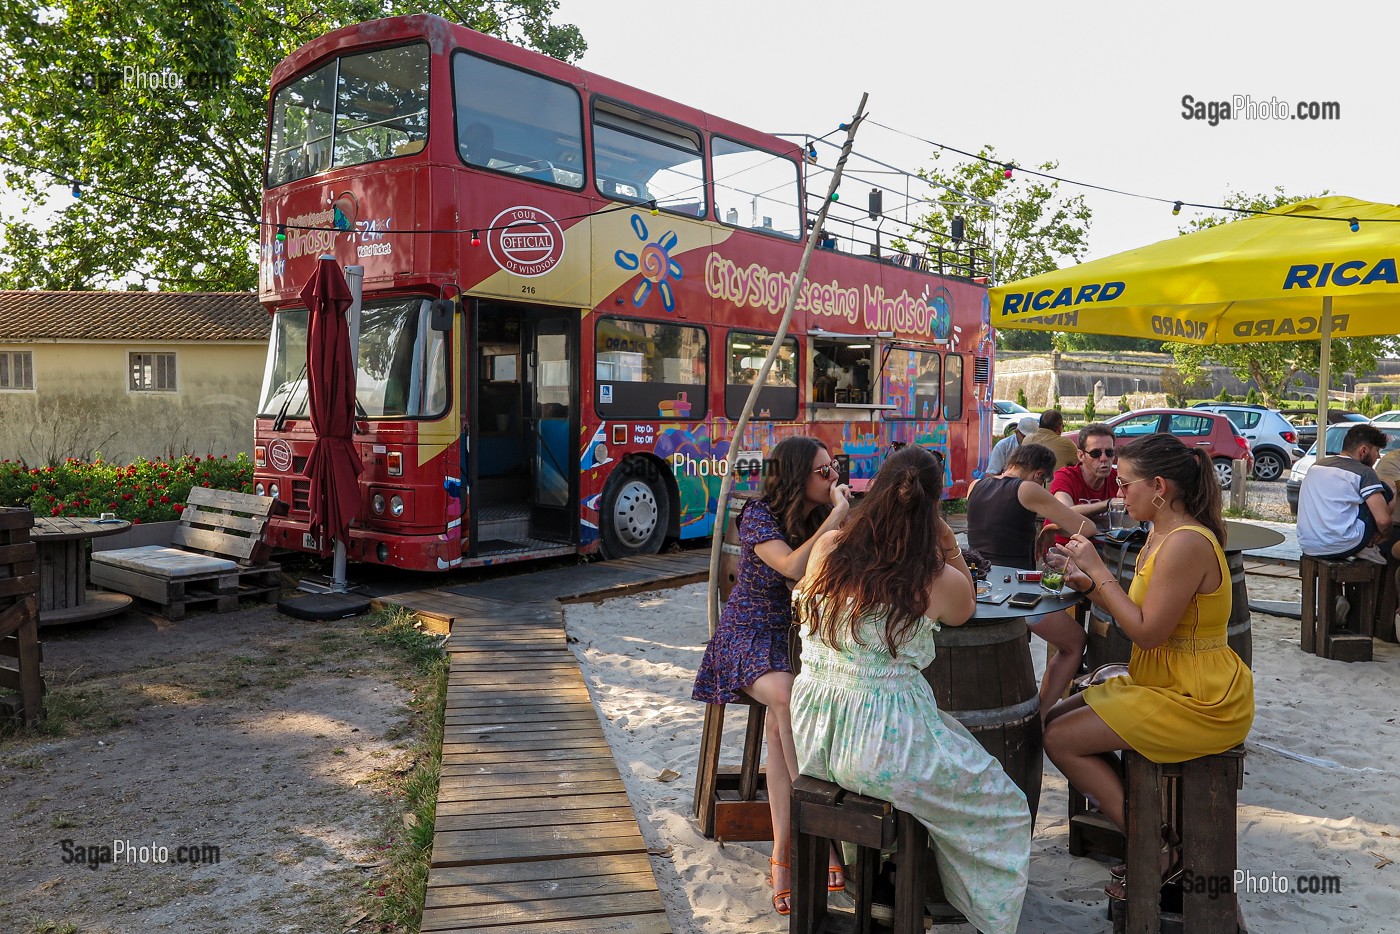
[1105,409,1254,487]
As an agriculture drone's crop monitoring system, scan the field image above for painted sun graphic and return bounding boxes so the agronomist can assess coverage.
[614,214,683,312]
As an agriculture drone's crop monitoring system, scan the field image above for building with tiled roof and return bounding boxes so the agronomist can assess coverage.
[0,291,270,465]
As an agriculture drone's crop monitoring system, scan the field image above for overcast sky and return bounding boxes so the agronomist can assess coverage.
[2,0,1392,279]
[554,0,1394,262]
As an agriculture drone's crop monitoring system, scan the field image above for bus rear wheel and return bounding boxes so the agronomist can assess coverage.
[599,459,670,558]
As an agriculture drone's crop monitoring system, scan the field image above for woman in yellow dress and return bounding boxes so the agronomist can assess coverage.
[1044,433,1254,897]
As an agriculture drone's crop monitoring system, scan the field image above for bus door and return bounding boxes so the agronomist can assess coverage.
[525,312,577,542]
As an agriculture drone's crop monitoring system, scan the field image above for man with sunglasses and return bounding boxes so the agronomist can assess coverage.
[1047,423,1119,543]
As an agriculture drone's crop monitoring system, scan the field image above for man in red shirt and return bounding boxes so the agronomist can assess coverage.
[1048,423,1119,541]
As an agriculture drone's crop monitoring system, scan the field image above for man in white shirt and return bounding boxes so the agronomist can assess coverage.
[1297,424,1392,563]
[987,416,1040,475]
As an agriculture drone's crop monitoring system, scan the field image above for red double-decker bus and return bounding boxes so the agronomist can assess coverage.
[255,14,996,572]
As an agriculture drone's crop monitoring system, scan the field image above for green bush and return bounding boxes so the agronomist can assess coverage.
[1118,394,1130,413]
[0,454,254,524]
[1383,394,1394,411]
[1216,387,1231,402]
[1016,387,1029,408]
[1245,387,1260,405]
[1083,395,1097,422]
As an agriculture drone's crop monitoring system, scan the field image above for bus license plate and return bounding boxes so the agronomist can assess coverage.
[302,532,320,550]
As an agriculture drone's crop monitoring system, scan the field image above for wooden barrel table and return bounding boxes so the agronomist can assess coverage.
[1088,520,1279,670]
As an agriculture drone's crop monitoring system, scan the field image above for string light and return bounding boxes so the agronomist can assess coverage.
[1349,217,1360,232]
[70,178,81,198]
[648,199,659,216]
[830,192,840,202]
[470,229,480,247]
[275,223,287,242]
[1172,201,1182,216]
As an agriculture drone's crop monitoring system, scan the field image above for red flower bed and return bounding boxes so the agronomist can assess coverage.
[0,454,253,524]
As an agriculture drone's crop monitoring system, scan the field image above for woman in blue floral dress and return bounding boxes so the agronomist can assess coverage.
[791,445,1030,934]
[693,436,851,915]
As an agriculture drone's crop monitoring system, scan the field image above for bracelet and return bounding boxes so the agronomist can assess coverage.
[1080,579,1097,596]
[1096,578,1115,590]
[946,548,964,562]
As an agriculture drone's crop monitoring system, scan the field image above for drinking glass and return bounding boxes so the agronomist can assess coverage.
[1040,545,1069,594]
[1107,498,1127,529]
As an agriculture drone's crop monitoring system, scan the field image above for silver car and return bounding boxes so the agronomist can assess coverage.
[1285,421,1400,514]
[1192,403,1305,482]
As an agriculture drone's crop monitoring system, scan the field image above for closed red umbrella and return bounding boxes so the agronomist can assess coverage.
[300,256,363,553]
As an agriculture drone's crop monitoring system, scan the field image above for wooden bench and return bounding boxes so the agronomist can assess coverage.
[89,488,285,620]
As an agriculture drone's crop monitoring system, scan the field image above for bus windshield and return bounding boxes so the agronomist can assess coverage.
[266,42,429,188]
[258,298,449,419]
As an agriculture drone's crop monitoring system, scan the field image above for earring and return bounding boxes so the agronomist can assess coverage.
[1151,492,1166,509]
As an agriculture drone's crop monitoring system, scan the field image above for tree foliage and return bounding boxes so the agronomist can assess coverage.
[1166,189,1396,405]
[0,1,585,291]
[910,146,1156,353]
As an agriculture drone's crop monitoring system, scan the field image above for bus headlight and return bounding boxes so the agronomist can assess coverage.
[255,482,265,496]
[269,483,280,500]
[389,495,405,517]
[372,493,386,515]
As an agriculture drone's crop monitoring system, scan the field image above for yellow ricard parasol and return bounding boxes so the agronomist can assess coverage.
[989,195,1400,432]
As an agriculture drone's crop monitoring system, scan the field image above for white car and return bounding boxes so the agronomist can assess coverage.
[992,399,1032,436]
[1370,410,1400,424]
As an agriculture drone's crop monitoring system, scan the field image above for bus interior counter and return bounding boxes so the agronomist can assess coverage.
[812,341,872,405]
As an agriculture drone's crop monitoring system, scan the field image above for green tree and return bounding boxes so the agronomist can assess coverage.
[1016,387,1028,408]
[1166,189,1396,404]
[0,1,584,291]
[1245,387,1260,405]
[1083,395,1096,422]
[909,146,1128,352]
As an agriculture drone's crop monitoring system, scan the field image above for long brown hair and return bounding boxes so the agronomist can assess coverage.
[797,445,946,655]
[1119,433,1227,547]
[760,436,832,545]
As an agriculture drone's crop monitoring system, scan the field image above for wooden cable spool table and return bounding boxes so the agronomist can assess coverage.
[31,517,134,625]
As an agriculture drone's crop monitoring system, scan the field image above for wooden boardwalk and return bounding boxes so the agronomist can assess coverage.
[373,551,709,933]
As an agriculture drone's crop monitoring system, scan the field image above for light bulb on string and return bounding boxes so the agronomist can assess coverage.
[648,199,659,216]
[275,223,287,242]
[470,229,481,247]
[830,192,840,202]
[1002,164,1013,180]
[70,179,81,198]
[1349,218,1360,233]
[1172,201,1182,216]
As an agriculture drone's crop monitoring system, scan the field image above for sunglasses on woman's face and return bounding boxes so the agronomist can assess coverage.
[813,464,837,480]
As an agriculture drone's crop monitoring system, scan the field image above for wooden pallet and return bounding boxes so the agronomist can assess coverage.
[91,561,280,620]
[0,507,43,723]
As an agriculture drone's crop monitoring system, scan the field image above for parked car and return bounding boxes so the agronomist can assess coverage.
[1279,409,1367,452]
[1105,408,1253,487]
[1286,421,1400,514]
[992,399,1032,436]
[1190,403,1305,482]
[1369,410,1400,424]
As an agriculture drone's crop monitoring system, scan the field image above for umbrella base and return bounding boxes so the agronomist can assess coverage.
[278,591,372,621]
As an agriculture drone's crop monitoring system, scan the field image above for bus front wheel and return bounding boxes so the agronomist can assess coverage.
[599,459,670,558]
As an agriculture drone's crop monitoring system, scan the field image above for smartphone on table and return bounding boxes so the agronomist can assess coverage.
[1007,591,1042,610]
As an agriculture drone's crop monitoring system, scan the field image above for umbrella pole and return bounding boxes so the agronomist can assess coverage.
[1318,296,1332,450]
[331,264,364,593]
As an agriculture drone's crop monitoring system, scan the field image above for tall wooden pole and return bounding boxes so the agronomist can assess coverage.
[706,94,869,636]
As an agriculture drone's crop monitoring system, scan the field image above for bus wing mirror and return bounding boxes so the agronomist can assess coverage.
[430,298,455,332]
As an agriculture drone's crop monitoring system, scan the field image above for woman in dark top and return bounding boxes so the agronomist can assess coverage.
[967,443,1096,720]
[693,436,851,915]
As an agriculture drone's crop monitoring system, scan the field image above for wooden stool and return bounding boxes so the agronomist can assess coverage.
[693,694,770,840]
[791,775,927,934]
[1300,556,1379,662]
[1112,747,1247,934]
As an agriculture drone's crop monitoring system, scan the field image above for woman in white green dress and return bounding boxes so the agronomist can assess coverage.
[791,445,1030,934]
